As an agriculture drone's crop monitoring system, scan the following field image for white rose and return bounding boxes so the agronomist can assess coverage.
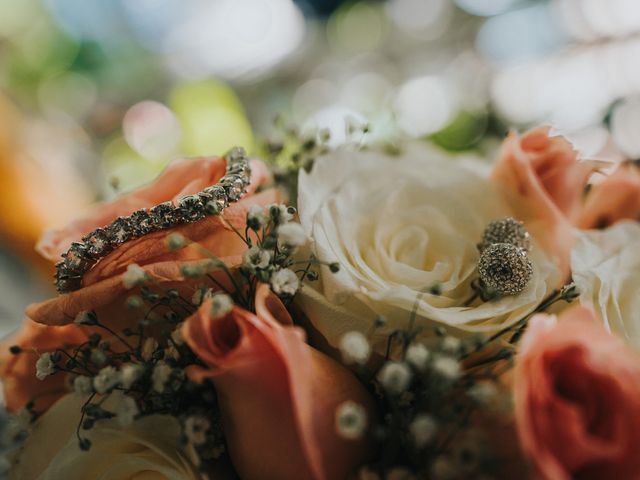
[571,221,640,349]
[297,144,559,350]
[10,394,201,480]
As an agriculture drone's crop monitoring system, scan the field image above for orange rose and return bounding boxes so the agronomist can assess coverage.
[27,155,281,327]
[0,320,88,412]
[514,306,640,480]
[492,127,596,277]
[1,154,281,414]
[38,155,277,272]
[183,284,375,480]
[578,161,640,229]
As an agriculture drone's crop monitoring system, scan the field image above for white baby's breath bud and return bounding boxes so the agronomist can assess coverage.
[171,323,185,346]
[410,414,437,448]
[386,468,417,480]
[191,287,213,306]
[242,246,271,272]
[269,204,294,225]
[277,223,307,249]
[441,336,462,354]
[166,233,187,251]
[184,415,210,446]
[122,264,148,289]
[141,338,158,362]
[181,263,206,278]
[335,401,367,440]
[74,310,96,326]
[432,355,461,381]
[270,268,300,297]
[468,382,498,406]
[126,295,144,309]
[152,361,172,393]
[93,366,120,394]
[116,395,139,426]
[35,353,55,380]
[120,363,144,389]
[339,331,371,365]
[247,204,267,230]
[377,361,411,395]
[377,361,412,395]
[73,375,93,395]
[405,343,430,371]
[211,293,233,318]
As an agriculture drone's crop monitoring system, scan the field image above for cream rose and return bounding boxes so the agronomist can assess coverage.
[571,221,640,349]
[11,394,203,480]
[297,144,559,350]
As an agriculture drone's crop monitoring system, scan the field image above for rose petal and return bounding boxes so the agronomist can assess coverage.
[578,162,640,229]
[514,306,640,479]
[183,285,375,480]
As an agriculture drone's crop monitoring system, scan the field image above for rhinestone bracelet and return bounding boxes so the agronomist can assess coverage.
[54,147,252,294]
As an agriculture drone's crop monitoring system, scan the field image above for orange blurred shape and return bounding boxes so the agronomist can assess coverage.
[0,94,92,278]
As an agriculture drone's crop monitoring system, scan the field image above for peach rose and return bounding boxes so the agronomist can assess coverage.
[514,306,640,480]
[38,155,277,274]
[26,155,281,327]
[492,127,596,277]
[183,284,375,480]
[578,161,640,229]
[1,154,280,414]
[0,320,88,413]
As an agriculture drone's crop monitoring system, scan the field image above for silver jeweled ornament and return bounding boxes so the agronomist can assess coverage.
[478,243,533,296]
[177,195,205,222]
[54,147,251,294]
[479,217,531,252]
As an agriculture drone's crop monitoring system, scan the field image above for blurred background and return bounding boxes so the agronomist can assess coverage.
[0,0,638,332]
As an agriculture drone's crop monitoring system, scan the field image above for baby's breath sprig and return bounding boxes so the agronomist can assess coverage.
[261,116,373,201]
[342,281,578,479]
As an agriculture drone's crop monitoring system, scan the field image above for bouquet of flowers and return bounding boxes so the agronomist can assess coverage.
[1,125,640,480]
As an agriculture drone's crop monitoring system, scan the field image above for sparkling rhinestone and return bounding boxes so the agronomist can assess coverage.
[227,163,250,175]
[227,164,251,186]
[478,243,533,296]
[201,186,228,215]
[56,277,82,293]
[82,228,112,258]
[221,175,245,202]
[106,216,133,245]
[225,146,247,164]
[55,262,69,280]
[62,242,92,273]
[480,217,531,252]
[203,185,227,204]
[150,202,179,229]
[177,195,205,222]
[54,269,82,293]
[129,209,155,236]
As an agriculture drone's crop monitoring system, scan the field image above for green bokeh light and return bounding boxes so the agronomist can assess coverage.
[169,80,254,156]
